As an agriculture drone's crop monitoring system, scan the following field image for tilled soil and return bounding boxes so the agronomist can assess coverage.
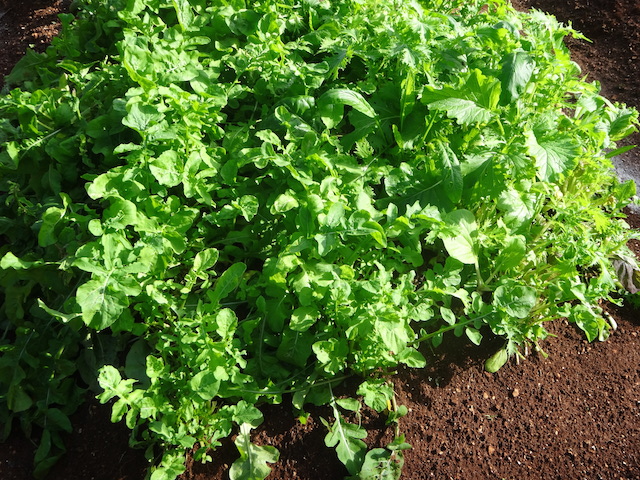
[0,1,639,480]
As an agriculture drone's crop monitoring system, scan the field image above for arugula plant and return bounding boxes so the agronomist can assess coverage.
[1,0,638,478]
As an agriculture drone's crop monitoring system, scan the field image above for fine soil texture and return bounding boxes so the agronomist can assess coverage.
[1,1,639,480]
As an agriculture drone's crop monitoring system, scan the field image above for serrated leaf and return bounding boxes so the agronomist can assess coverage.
[426,97,492,125]
[525,130,580,182]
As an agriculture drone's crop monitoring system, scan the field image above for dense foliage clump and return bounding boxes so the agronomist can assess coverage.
[1,0,638,478]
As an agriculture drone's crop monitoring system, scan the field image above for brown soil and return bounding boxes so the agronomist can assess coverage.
[1,1,639,480]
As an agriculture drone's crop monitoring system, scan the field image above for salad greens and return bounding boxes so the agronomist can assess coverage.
[1,0,638,478]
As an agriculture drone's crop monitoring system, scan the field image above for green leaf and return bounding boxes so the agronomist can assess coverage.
[150,150,182,187]
[7,384,33,412]
[525,130,580,182]
[318,88,376,129]
[103,197,138,229]
[500,51,535,104]
[208,263,247,305]
[189,371,221,400]
[37,299,81,324]
[149,450,187,480]
[231,401,264,428]
[465,327,483,346]
[290,306,319,332]
[426,96,492,125]
[38,206,65,247]
[356,447,404,480]
[0,252,44,270]
[324,415,367,475]
[440,210,478,264]
[229,423,279,480]
[76,276,130,330]
[270,192,299,214]
[485,348,509,373]
[357,379,394,413]
[494,283,537,319]
[313,338,349,374]
[122,102,164,134]
[437,141,463,204]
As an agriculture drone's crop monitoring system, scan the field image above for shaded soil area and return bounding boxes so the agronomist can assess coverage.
[0,1,639,480]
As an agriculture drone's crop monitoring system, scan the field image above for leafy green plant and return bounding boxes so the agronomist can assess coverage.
[1,0,638,478]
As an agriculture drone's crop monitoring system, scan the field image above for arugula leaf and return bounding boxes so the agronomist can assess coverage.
[229,423,279,480]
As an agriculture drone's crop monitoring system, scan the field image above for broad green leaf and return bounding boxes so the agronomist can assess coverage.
[122,102,164,133]
[7,384,33,413]
[494,283,537,319]
[215,308,238,339]
[290,306,319,332]
[318,88,376,129]
[485,348,509,373]
[46,408,73,433]
[440,210,478,264]
[229,423,279,480]
[357,447,404,480]
[276,328,315,367]
[237,195,259,221]
[150,150,182,187]
[494,236,527,272]
[0,252,44,270]
[397,348,427,368]
[570,304,608,342]
[189,371,220,400]
[425,97,492,125]
[500,51,536,104]
[38,206,65,247]
[171,0,194,30]
[104,197,138,229]
[336,398,361,412]
[208,263,247,305]
[525,130,580,182]
[313,338,349,374]
[465,327,483,346]
[325,202,345,227]
[497,188,538,230]
[270,192,299,214]
[76,276,130,330]
[437,141,463,204]
[357,379,393,413]
[231,401,264,428]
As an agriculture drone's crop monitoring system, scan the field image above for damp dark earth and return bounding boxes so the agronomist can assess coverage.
[0,1,639,480]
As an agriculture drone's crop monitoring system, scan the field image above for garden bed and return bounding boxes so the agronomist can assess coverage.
[0,1,639,480]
